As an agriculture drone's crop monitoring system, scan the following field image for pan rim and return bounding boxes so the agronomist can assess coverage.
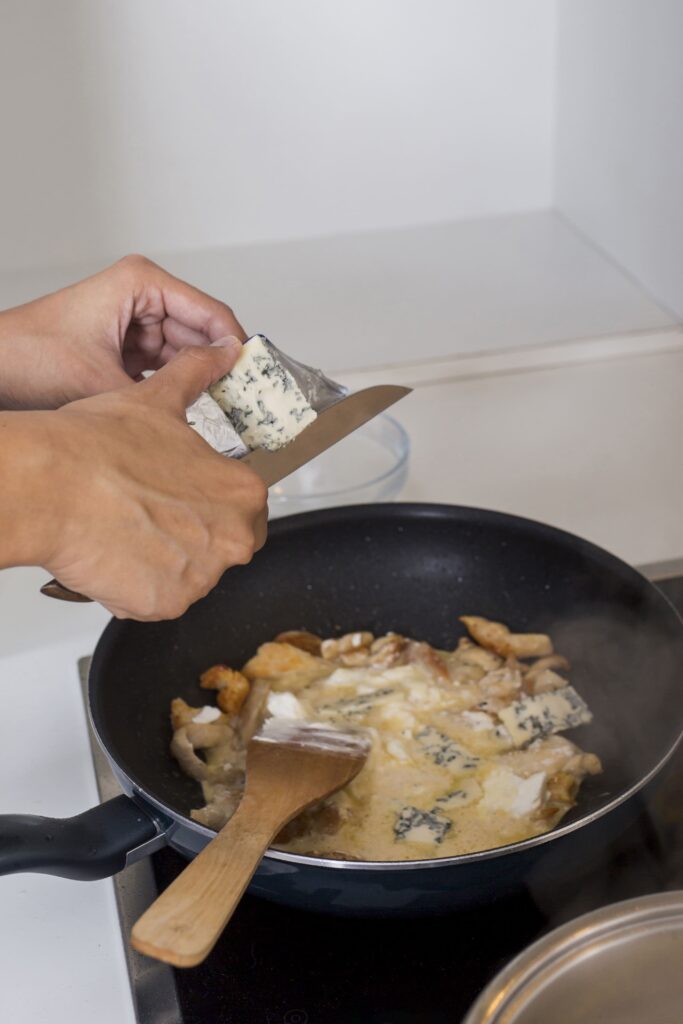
[99,729,682,872]
[88,501,683,872]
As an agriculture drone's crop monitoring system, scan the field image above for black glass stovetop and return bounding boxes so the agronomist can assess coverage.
[93,574,683,1024]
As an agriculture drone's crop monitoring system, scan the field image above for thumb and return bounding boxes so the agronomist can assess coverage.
[140,336,243,413]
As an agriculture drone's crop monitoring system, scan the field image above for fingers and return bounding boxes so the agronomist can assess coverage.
[118,255,248,343]
[161,318,213,353]
[252,506,269,552]
[122,319,218,376]
[140,337,243,413]
[90,500,268,622]
[158,277,248,344]
[81,361,136,395]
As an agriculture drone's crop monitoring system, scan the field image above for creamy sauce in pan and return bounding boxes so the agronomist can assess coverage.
[262,663,594,859]
[172,623,602,861]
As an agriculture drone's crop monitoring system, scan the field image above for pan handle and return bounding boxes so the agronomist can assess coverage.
[0,795,167,880]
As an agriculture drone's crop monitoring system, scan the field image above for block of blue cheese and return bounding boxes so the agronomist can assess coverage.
[497,685,592,748]
[208,335,317,452]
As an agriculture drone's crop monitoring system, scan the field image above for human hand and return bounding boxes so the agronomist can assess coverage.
[5,341,268,620]
[0,254,246,409]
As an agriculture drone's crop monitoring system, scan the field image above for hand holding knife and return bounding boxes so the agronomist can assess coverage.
[41,382,411,603]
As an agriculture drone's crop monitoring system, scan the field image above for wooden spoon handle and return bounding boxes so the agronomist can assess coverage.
[131,797,275,968]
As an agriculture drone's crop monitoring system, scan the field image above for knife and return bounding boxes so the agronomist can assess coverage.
[40,384,411,602]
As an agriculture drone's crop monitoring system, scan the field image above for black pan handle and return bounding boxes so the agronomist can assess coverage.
[0,795,165,880]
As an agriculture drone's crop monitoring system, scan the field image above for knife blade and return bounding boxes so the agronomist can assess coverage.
[40,384,412,602]
[241,384,411,487]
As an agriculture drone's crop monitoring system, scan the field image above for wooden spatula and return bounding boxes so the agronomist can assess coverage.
[131,721,370,967]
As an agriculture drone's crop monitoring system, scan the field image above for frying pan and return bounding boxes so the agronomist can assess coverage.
[1,504,681,916]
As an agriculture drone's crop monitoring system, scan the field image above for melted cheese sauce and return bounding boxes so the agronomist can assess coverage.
[265,661,584,860]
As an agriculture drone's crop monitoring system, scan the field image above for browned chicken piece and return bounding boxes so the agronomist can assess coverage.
[566,751,602,776]
[459,616,510,656]
[199,664,247,692]
[170,727,210,781]
[273,630,323,655]
[199,665,251,716]
[535,804,565,823]
[368,633,409,668]
[507,633,554,658]
[460,616,553,659]
[336,650,373,667]
[237,678,271,745]
[203,744,246,790]
[170,699,232,741]
[371,633,402,653]
[199,664,230,690]
[546,770,580,804]
[478,666,523,701]
[242,642,329,684]
[170,697,203,730]
[184,719,235,749]
[454,637,504,672]
[504,654,526,675]
[203,730,245,764]
[522,668,569,696]
[191,785,243,829]
[537,765,592,822]
[496,735,582,777]
[406,640,451,685]
[447,660,487,685]
[320,632,374,661]
[524,654,571,677]
[170,708,242,786]
[216,675,250,716]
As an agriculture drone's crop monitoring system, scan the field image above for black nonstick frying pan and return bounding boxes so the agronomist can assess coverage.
[1,504,681,916]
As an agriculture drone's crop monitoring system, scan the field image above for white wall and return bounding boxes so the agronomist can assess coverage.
[0,0,556,272]
[556,0,683,319]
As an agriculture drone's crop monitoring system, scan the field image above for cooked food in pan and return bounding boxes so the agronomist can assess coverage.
[169,617,601,861]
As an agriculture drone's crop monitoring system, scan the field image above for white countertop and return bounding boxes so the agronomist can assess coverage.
[0,638,135,1024]
[0,210,675,375]
[1,332,683,1021]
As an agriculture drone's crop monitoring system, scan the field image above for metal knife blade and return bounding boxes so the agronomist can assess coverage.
[241,384,411,487]
[40,384,412,602]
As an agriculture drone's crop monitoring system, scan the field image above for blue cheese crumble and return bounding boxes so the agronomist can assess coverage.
[208,335,317,451]
[497,685,592,748]
[434,779,483,809]
[319,688,395,718]
[416,727,481,772]
[393,806,452,845]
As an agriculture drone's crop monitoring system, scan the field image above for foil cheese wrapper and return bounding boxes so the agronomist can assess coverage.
[186,391,248,458]
[186,335,347,457]
[273,339,347,413]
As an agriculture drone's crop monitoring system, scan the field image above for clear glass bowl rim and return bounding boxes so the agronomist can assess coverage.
[269,413,410,504]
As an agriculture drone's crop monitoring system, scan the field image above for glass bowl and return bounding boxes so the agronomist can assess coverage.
[268,414,410,518]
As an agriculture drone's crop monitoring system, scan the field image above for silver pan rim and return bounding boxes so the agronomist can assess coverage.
[88,700,682,873]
